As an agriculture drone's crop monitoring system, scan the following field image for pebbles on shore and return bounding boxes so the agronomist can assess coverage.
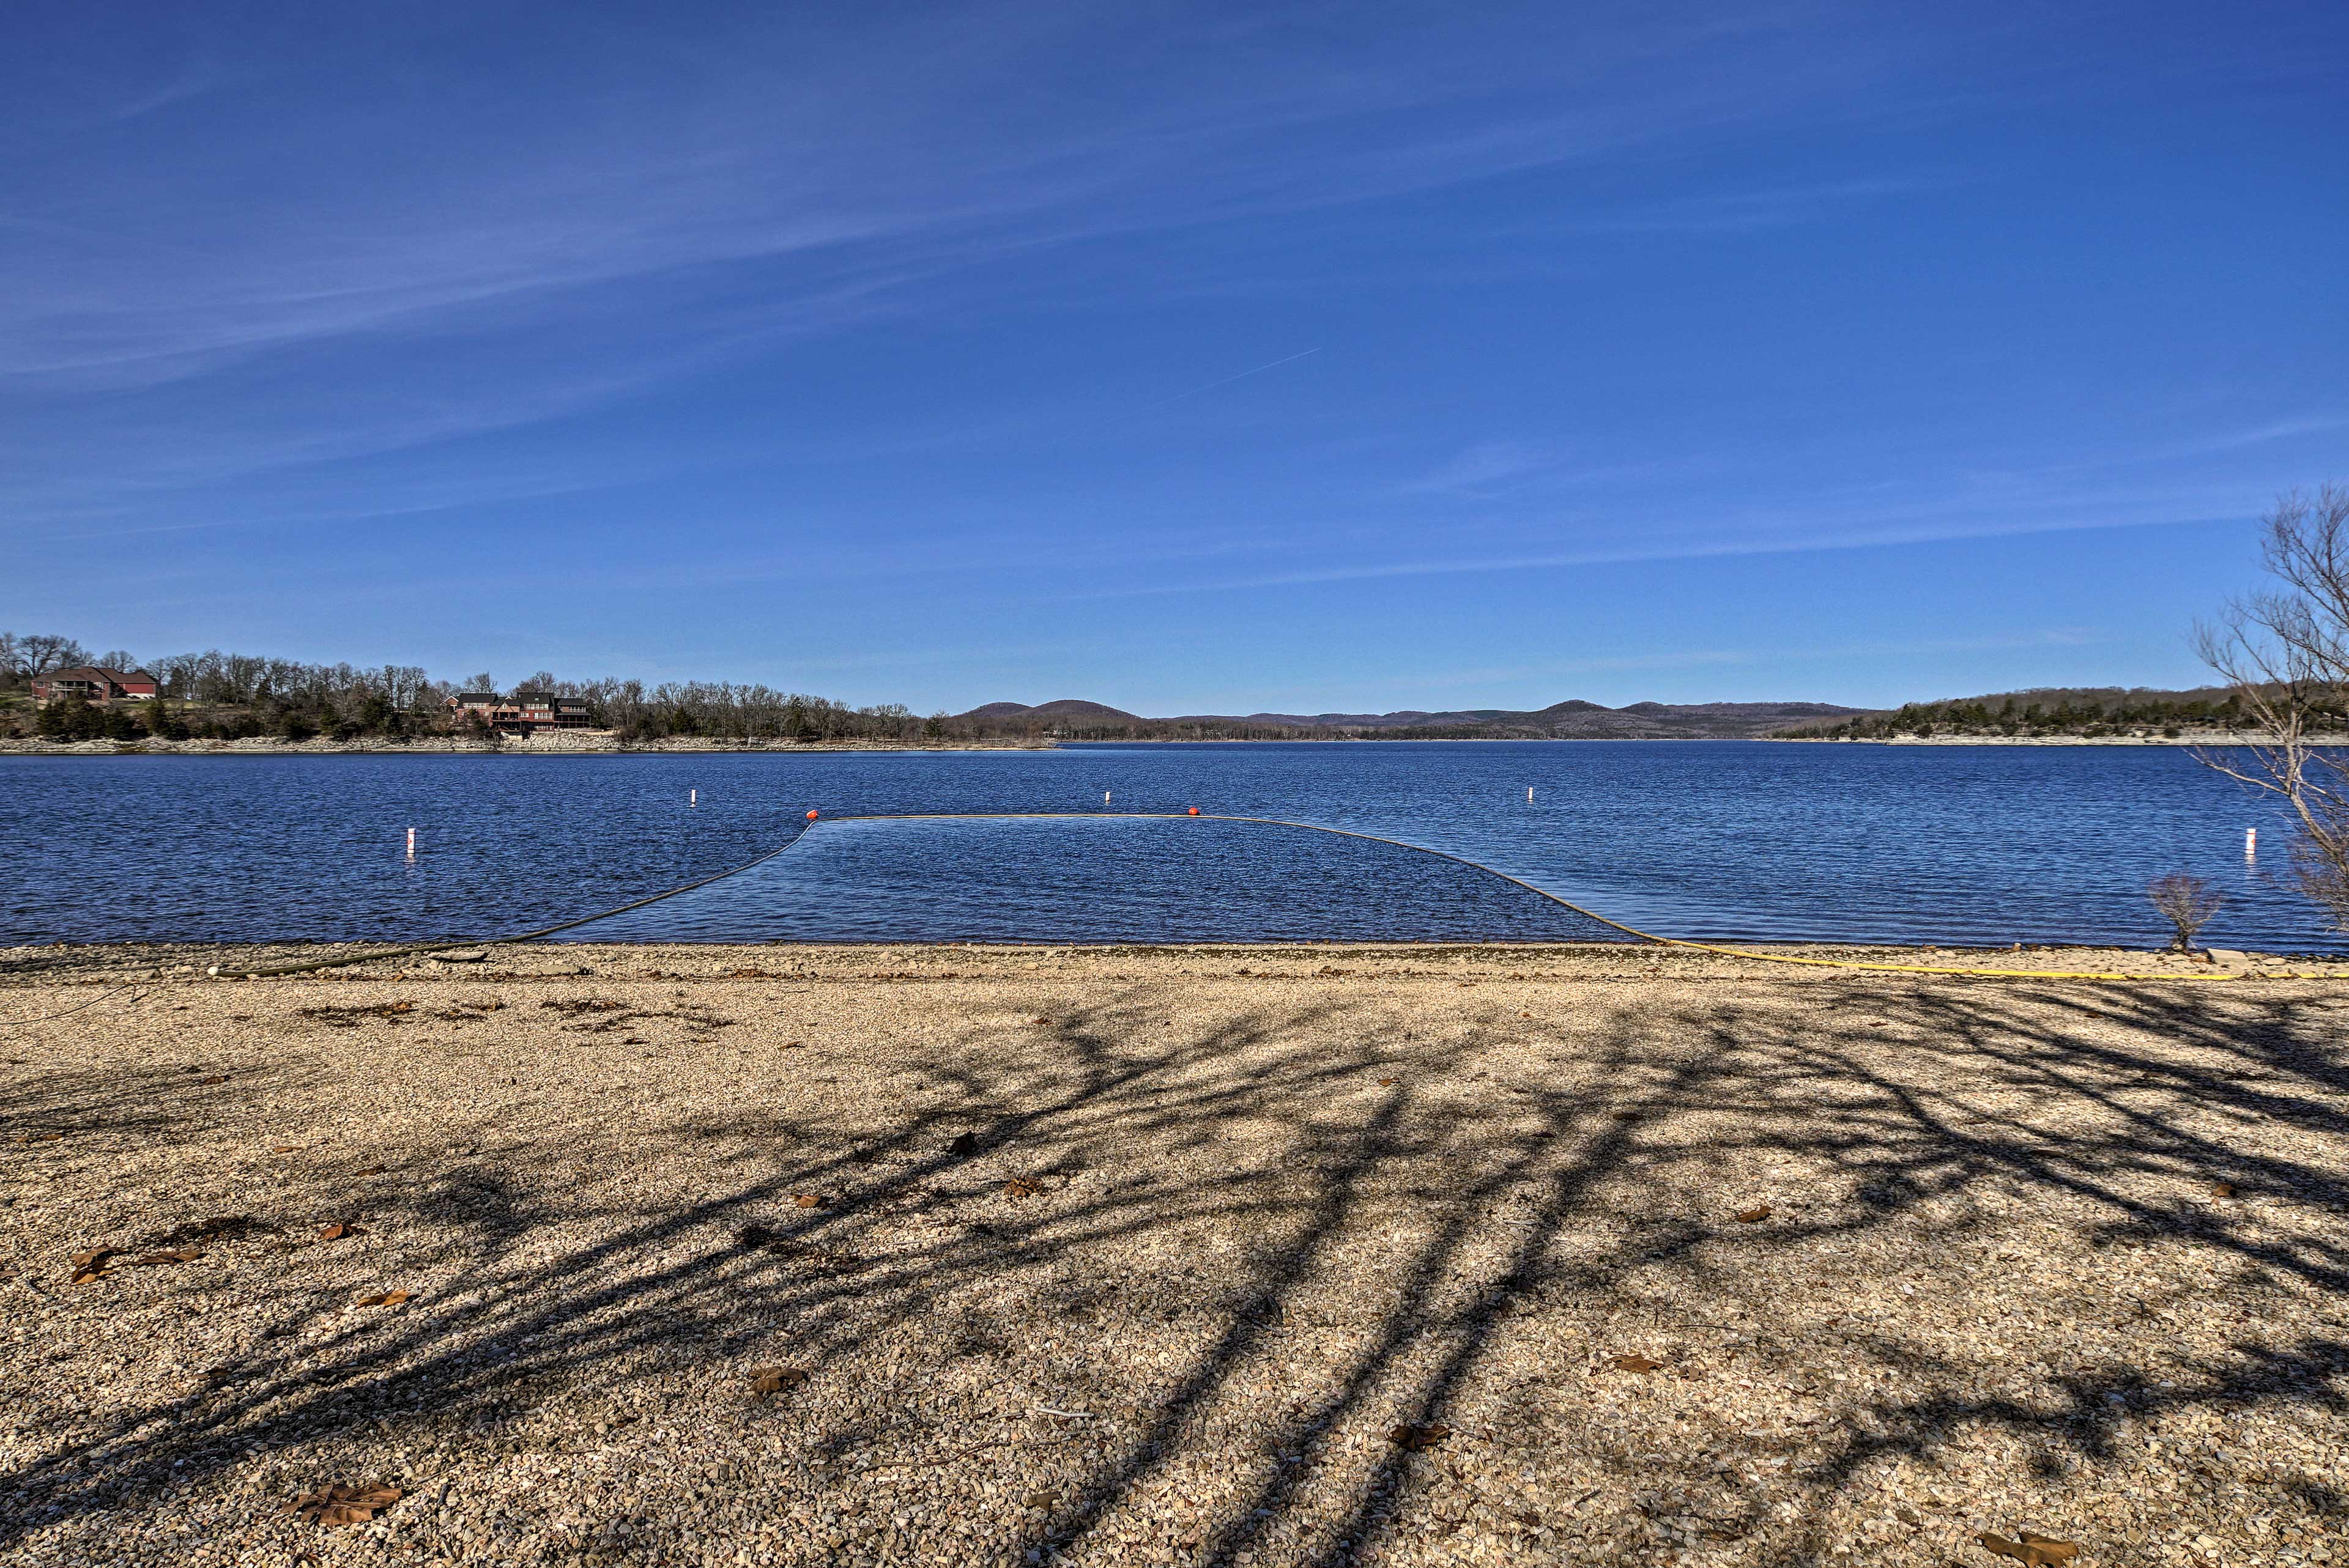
[1,941,2343,1566]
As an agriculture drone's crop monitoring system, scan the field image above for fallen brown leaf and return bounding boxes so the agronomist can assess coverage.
[793,1193,828,1210]
[68,1245,122,1284]
[353,1165,387,1177]
[1734,1205,1772,1224]
[1978,1531,2079,1566]
[271,1145,300,1154]
[199,1074,228,1085]
[132,1246,203,1266]
[1003,1177,1042,1200]
[1609,1354,1664,1373]
[354,1291,411,1307]
[1032,1016,1053,1026]
[1378,1077,1399,1087]
[316,1222,365,1241]
[2211,1182,2236,1198]
[286,1484,403,1526]
[1387,1422,1452,1452]
[750,1366,809,1395]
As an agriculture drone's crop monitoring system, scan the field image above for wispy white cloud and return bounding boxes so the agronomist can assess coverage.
[1558,174,1947,234]
[1057,487,2260,602]
[1402,442,1560,495]
[1,10,1819,385]
[2,0,2328,653]
[0,1,1922,530]
[1137,627,2105,712]
[1400,442,1661,500]
[2189,413,2349,454]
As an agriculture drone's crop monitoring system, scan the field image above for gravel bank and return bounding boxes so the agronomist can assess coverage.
[2,943,2344,1566]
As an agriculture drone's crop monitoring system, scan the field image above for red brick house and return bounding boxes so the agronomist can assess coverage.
[442,690,592,733]
[31,666,160,706]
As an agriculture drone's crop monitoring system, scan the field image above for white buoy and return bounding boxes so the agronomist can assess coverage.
[1105,790,1111,804]
[1527,786,1534,802]
[2246,827,2258,857]
[690,789,697,807]
[406,827,415,860]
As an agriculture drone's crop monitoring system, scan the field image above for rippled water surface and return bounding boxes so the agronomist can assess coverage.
[0,742,2329,950]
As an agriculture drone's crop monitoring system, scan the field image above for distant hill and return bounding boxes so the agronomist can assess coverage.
[956,699,1145,723]
[955,697,1868,740]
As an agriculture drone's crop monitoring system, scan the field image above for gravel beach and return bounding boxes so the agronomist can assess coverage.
[2,942,2344,1567]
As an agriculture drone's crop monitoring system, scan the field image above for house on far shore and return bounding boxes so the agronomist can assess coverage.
[31,667,160,706]
[446,691,503,722]
[442,690,593,733]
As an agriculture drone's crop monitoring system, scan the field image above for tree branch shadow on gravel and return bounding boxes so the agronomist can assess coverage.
[4,977,2347,1564]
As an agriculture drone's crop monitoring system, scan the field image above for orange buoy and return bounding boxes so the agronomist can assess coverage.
[1187,807,1200,816]
[806,809,820,819]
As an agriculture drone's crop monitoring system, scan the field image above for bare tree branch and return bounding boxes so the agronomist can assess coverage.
[2194,484,2349,928]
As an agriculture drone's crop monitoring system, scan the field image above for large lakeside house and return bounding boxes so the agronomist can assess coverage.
[443,690,593,734]
[30,666,160,706]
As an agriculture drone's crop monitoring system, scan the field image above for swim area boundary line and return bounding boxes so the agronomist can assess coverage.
[825,812,2242,983]
[200,808,2246,983]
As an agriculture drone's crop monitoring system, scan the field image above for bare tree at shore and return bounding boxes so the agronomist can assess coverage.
[2147,873,2224,952]
[2195,483,2349,927]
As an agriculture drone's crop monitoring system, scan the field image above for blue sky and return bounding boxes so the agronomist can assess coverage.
[4,1,2343,713]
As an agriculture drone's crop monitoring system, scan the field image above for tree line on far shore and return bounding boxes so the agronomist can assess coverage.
[0,636,1433,745]
[1782,686,2265,741]
[0,641,1323,745]
[0,642,952,745]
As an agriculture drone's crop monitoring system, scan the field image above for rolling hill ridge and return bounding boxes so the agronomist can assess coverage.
[955,698,1866,739]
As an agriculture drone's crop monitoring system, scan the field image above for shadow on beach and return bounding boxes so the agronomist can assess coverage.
[2,958,2345,1564]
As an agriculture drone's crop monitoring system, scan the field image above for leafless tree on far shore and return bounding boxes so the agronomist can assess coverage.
[2194,483,2349,928]
[0,632,91,679]
[2148,873,2224,952]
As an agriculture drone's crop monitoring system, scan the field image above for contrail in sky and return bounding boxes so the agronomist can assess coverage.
[1141,347,1321,410]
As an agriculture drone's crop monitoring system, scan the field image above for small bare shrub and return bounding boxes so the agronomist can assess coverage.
[2148,873,2224,952]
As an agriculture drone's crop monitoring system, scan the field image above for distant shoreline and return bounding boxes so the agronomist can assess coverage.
[0,731,2317,756]
[0,734,1055,756]
[1775,733,2299,747]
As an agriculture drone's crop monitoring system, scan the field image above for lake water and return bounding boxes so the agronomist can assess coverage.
[1,742,2332,952]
